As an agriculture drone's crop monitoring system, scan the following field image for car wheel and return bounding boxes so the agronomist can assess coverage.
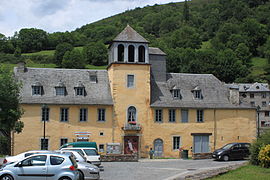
[1,175,14,180]
[78,171,84,180]
[222,155,229,161]
[59,177,72,180]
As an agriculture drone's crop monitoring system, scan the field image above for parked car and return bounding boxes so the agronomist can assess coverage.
[56,150,100,180]
[60,142,98,150]
[60,148,101,167]
[3,150,50,165]
[212,143,251,161]
[0,153,79,180]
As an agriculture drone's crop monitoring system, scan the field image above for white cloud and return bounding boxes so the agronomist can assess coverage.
[0,0,182,37]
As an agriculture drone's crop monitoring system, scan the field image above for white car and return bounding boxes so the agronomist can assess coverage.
[56,150,100,180]
[3,150,50,165]
[0,153,79,180]
[60,148,101,167]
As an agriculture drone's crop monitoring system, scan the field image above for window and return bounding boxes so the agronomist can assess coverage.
[75,87,85,96]
[128,45,135,62]
[172,89,181,99]
[90,75,97,83]
[262,101,267,107]
[41,138,49,150]
[80,108,87,122]
[155,109,163,122]
[98,108,106,122]
[138,46,145,62]
[32,86,42,95]
[265,111,269,117]
[197,110,204,122]
[250,93,254,98]
[60,138,68,147]
[50,156,64,165]
[173,136,181,150]
[262,93,266,98]
[99,144,105,153]
[250,101,255,107]
[22,155,47,166]
[181,109,189,123]
[127,106,136,122]
[56,87,66,96]
[194,90,203,99]
[127,75,135,88]
[42,107,49,122]
[118,44,124,62]
[99,132,104,136]
[60,108,69,122]
[169,109,176,122]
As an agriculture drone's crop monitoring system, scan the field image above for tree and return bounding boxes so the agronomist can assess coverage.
[54,43,74,66]
[83,41,107,66]
[168,25,202,49]
[235,43,252,66]
[17,28,48,52]
[62,49,86,69]
[0,66,24,154]
[14,47,22,58]
[183,0,190,22]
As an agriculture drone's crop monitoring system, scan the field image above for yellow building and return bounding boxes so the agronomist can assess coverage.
[13,26,257,158]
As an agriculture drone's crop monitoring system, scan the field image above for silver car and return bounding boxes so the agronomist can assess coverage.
[0,153,79,180]
[57,151,100,180]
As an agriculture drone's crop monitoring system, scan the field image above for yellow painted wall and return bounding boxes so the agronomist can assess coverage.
[142,108,256,158]
[13,104,113,155]
[108,63,151,155]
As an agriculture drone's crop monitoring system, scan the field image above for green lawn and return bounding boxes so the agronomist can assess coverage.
[22,46,84,56]
[1,63,107,70]
[250,57,267,76]
[209,165,270,180]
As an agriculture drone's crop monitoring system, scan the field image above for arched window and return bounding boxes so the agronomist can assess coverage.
[128,45,135,62]
[118,44,124,62]
[127,106,136,122]
[138,46,145,62]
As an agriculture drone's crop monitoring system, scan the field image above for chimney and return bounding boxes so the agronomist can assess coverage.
[17,62,26,73]
[229,87,240,105]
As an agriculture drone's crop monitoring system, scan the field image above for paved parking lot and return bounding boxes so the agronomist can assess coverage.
[100,159,247,180]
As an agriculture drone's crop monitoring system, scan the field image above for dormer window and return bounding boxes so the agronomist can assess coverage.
[74,81,86,96]
[90,75,97,83]
[56,87,66,96]
[55,81,66,96]
[172,89,181,99]
[194,90,203,99]
[75,87,85,96]
[32,82,43,95]
[192,87,203,100]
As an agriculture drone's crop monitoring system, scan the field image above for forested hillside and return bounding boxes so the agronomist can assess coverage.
[1,0,270,83]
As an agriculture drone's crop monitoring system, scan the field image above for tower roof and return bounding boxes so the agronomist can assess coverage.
[113,25,149,43]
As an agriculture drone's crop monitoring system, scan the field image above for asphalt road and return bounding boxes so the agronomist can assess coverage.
[99,159,247,180]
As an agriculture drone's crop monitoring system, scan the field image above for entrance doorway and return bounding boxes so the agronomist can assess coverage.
[124,136,139,154]
[154,139,163,157]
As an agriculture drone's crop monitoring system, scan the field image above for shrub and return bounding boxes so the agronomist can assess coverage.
[258,144,270,168]
[0,136,9,155]
[250,129,270,165]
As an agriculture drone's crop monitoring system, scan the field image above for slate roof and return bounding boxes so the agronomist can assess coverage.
[14,67,113,105]
[151,73,251,109]
[113,25,149,43]
[227,83,270,92]
[149,47,166,56]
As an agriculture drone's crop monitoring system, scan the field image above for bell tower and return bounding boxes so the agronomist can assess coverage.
[108,25,149,64]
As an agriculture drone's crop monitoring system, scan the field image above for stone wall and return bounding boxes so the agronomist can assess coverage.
[192,153,212,160]
[101,154,138,162]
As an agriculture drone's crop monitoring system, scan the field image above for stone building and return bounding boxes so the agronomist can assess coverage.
[227,83,270,134]
[13,25,257,158]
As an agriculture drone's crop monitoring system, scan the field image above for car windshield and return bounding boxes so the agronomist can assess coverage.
[84,149,98,156]
[221,143,235,150]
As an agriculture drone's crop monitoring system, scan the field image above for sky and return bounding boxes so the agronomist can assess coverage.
[0,0,182,37]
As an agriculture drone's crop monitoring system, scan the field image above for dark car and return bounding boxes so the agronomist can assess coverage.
[212,143,250,161]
